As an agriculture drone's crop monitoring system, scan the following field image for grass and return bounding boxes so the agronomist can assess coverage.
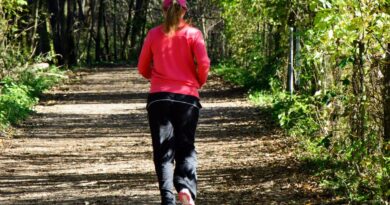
[248,91,274,107]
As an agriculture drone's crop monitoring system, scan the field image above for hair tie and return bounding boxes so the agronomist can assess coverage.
[163,0,187,11]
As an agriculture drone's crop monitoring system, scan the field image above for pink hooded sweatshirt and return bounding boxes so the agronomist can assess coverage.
[137,22,210,98]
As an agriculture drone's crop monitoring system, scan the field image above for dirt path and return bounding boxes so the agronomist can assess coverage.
[0,67,323,204]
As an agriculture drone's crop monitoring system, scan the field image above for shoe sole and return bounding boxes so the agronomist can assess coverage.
[178,191,192,205]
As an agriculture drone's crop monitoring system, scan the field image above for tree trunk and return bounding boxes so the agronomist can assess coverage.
[86,0,96,65]
[121,0,135,60]
[384,43,390,142]
[77,0,85,22]
[59,0,67,65]
[74,0,81,62]
[113,0,117,61]
[351,41,365,139]
[37,19,51,55]
[60,0,70,65]
[95,0,104,62]
[30,0,40,55]
[103,11,110,61]
[48,0,65,65]
[201,14,207,41]
[267,24,273,60]
[37,0,51,55]
[262,21,267,58]
[130,0,149,59]
[66,0,76,66]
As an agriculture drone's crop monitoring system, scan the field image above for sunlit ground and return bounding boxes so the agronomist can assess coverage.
[0,68,324,204]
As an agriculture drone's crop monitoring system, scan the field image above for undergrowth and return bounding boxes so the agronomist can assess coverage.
[213,64,390,204]
[0,64,66,130]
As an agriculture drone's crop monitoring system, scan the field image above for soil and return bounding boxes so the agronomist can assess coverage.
[0,67,327,204]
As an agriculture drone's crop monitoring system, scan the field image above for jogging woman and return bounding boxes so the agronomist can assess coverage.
[137,0,210,204]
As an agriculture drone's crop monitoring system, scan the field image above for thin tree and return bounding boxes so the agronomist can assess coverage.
[121,0,135,60]
[37,0,51,56]
[66,0,76,65]
[95,0,105,61]
[384,43,390,142]
[113,0,118,61]
[103,9,110,61]
[130,0,150,58]
[86,0,96,65]
[30,0,40,55]
[47,0,58,62]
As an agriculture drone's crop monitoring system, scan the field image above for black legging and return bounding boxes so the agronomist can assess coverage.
[147,92,200,205]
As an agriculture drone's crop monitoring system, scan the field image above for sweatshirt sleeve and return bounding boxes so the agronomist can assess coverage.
[137,32,153,79]
[193,30,210,87]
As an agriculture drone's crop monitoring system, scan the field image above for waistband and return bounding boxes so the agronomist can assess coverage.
[147,92,202,109]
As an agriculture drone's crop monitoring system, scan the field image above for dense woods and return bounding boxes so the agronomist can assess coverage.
[0,0,223,67]
[217,0,389,203]
[0,0,389,203]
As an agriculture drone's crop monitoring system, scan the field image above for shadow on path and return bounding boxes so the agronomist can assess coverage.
[0,67,325,204]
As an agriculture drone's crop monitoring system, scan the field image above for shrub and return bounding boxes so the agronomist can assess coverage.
[0,64,65,129]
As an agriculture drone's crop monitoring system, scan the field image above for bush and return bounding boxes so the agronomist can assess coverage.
[0,64,65,129]
[248,91,273,107]
[271,87,390,203]
[0,79,37,126]
[19,64,65,97]
[213,63,265,90]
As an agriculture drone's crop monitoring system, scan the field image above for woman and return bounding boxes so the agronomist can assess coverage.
[137,0,210,204]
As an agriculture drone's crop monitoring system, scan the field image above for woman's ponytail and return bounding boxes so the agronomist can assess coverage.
[163,0,183,35]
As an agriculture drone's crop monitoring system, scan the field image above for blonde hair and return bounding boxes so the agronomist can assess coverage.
[163,0,185,35]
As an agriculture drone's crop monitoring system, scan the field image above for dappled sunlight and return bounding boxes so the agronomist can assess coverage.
[35,104,147,115]
[0,68,324,204]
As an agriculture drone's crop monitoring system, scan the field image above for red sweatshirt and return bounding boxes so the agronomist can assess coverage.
[137,22,210,98]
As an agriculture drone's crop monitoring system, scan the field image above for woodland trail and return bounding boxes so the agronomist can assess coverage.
[0,67,325,204]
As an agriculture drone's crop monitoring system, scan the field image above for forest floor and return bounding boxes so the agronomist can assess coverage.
[0,67,330,204]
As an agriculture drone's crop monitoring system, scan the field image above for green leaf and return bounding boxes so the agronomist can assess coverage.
[16,0,28,5]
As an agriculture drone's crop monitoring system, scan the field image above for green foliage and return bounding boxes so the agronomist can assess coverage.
[0,0,29,75]
[272,87,390,203]
[273,93,320,137]
[0,0,66,131]
[0,0,27,13]
[213,63,262,89]
[220,0,390,203]
[271,87,390,202]
[248,91,273,107]
[0,78,37,126]
[0,64,65,129]
[19,65,65,97]
[219,0,286,89]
